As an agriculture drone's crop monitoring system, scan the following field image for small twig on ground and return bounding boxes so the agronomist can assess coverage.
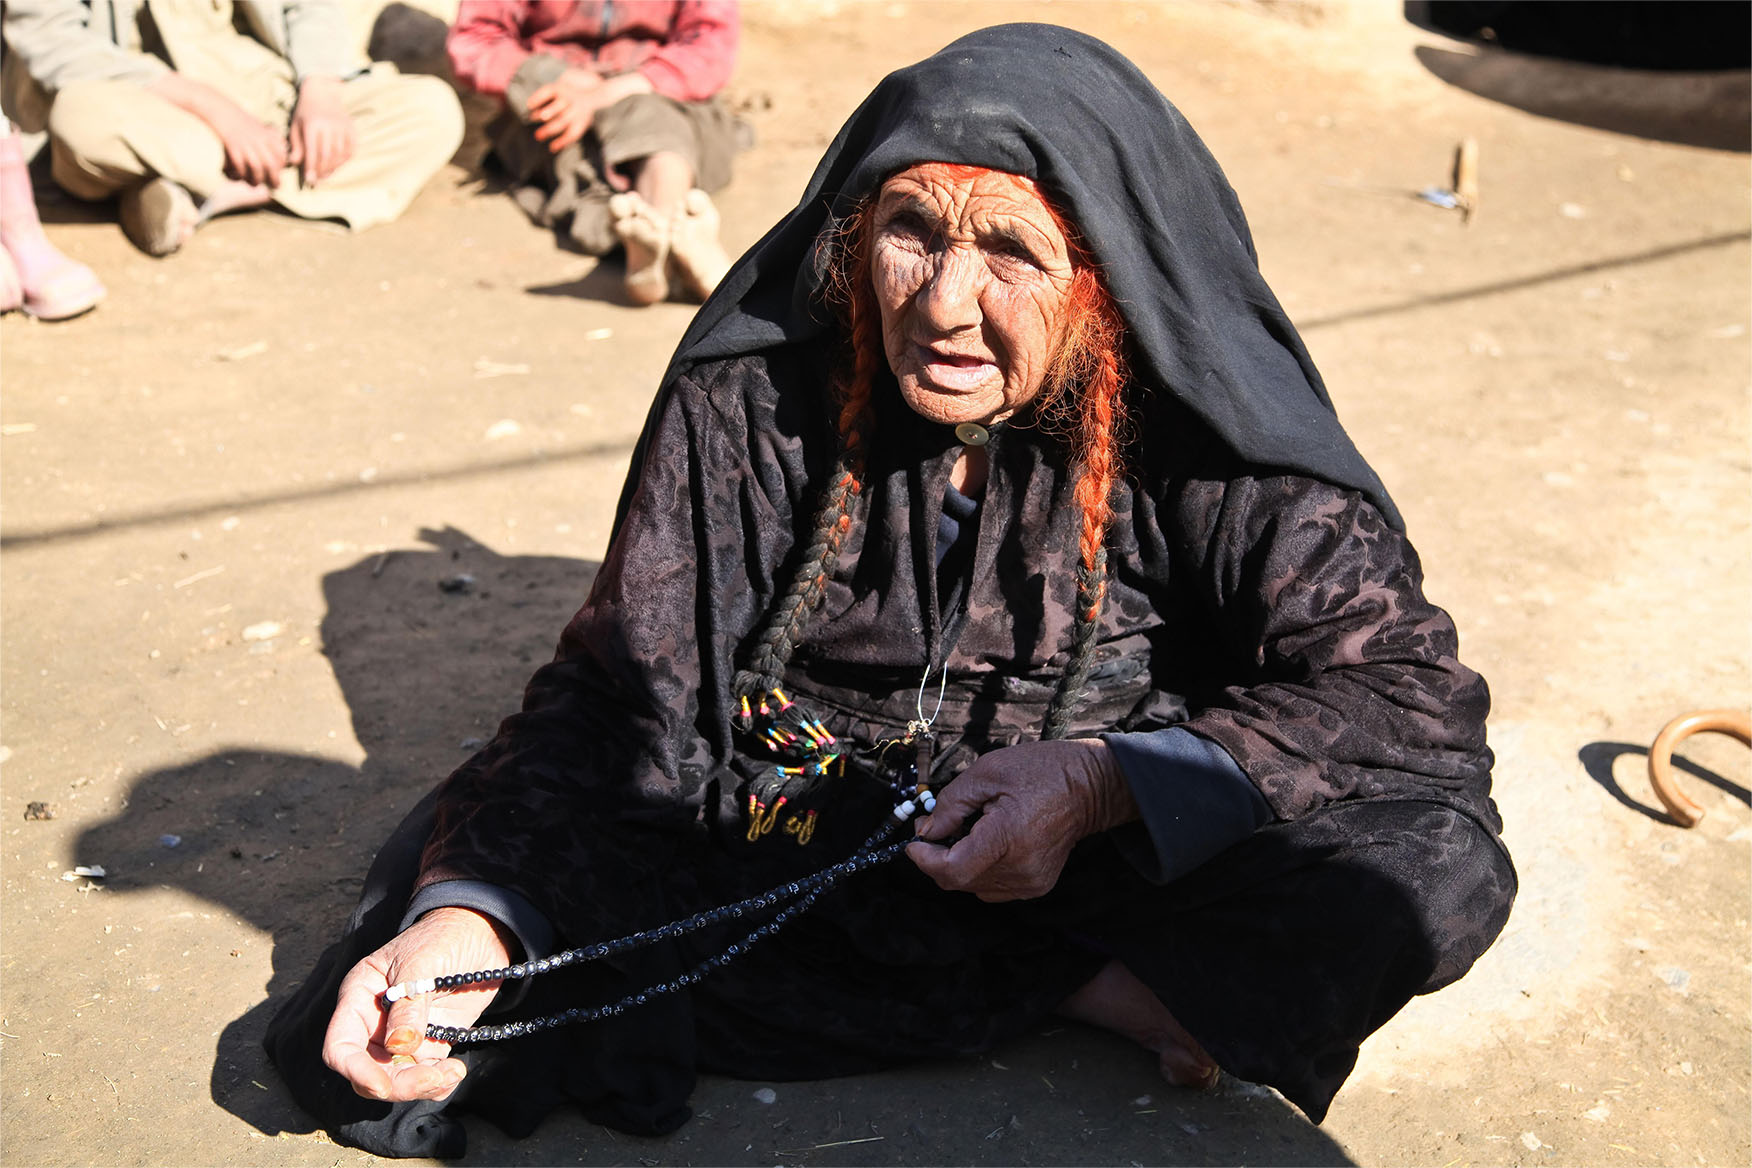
[812,1136,884,1149]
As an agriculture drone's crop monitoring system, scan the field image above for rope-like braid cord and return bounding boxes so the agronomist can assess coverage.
[733,221,880,701]
[1043,548,1108,740]
[733,457,862,697]
[1042,277,1128,740]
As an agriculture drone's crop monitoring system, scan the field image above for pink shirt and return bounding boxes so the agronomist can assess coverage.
[448,0,739,104]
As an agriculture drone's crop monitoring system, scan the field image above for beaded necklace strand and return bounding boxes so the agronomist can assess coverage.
[385,796,935,1047]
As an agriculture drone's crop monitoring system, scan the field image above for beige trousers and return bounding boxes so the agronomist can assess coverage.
[47,67,462,230]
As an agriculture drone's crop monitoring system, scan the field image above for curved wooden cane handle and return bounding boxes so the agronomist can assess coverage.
[1647,708,1752,827]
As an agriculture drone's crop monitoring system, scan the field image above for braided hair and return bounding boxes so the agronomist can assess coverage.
[1040,257,1130,738]
[732,208,881,700]
[734,183,1131,740]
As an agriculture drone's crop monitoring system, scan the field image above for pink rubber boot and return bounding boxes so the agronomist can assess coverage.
[0,132,105,321]
[0,245,21,314]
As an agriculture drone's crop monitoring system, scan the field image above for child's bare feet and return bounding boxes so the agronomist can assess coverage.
[1057,958,1220,1089]
[668,188,731,302]
[609,191,671,305]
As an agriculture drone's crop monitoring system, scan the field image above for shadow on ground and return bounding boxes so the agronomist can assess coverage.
[73,527,1354,1165]
[1579,740,1752,825]
[525,257,638,306]
[1409,45,1750,152]
[1403,0,1750,151]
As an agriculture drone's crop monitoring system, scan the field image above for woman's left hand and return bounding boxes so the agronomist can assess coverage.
[906,738,1137,901]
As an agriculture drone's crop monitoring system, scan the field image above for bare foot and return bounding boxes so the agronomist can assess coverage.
[197,179,274,222]
[1057,959,1220,1088]
[668,188,731,302]
[118,178,201,257]
[609,191,670,305]
[117,177,272,258]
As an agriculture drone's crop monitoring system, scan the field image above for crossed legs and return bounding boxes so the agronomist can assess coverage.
[42,73,460,256]
[45,79,272,256]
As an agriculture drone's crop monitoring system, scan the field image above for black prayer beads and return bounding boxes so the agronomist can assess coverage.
[390,819,912,1046]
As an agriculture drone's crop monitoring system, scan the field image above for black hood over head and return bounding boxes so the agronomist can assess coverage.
[664,22,1400,529]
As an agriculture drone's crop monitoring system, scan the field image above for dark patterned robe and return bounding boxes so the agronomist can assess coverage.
[265,25,1515,1158]
[423,341,1502,886]
[265,230,1517,1168]
[396,344,1510,1125]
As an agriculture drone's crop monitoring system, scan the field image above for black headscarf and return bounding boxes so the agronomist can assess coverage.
[664,22,1400,529]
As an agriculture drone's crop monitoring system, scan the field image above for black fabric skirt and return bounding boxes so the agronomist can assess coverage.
[263,793,1514,1159]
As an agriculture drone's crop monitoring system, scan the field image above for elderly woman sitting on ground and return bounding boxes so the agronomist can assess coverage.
[266,24,1516,1159]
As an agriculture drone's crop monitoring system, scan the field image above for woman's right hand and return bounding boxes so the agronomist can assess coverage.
[907,738,1137,901]
[321,906,513,1102]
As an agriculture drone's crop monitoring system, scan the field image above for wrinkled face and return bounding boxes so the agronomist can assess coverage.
[870,163,1076,428]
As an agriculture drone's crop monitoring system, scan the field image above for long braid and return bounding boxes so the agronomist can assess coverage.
[733,213,880,699]
[1041,263,1130,739]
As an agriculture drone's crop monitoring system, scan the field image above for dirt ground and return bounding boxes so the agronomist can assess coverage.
[2,3,1748,1165]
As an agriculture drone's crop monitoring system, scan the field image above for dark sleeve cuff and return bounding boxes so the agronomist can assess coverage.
[401,879,555,1013]
[1101,727,1271,884]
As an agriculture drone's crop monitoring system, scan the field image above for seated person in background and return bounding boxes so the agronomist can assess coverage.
[446,0,741,305]
[0,0,464,257]
[1,120,105,319]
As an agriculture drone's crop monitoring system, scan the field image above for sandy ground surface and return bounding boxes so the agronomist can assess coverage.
[2,3,1748,1165]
